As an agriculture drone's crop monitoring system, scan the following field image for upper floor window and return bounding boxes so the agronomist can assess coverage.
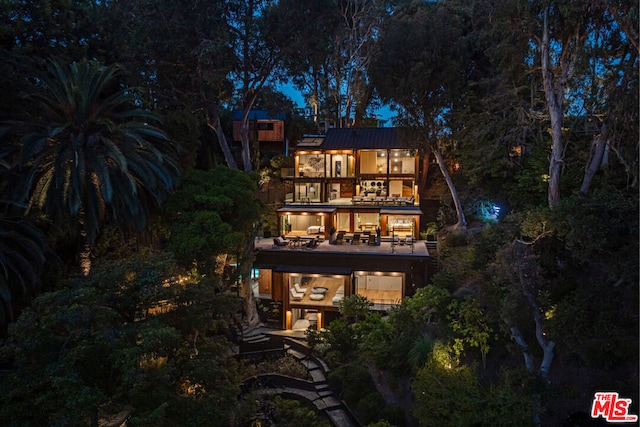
[389,150,415,174]
[299,154,325,177]
[360,150,388,174]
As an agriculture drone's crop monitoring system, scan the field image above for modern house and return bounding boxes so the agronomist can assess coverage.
[232,109,287,156]
[252,128,431,331]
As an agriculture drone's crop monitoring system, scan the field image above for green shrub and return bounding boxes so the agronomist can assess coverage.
[430,270,460,293]
[442,231,468,248]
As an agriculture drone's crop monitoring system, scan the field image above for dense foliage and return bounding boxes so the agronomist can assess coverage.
[0,0,637,425]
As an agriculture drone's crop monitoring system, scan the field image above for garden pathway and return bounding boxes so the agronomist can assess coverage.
[238,324,360,427]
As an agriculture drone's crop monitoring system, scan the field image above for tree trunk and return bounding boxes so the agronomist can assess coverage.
[206,106,237,170]
[579,123,608,195]
[533,307,556,379]
[77,209,92,276]
[433,146,466,231]
[510,326,536,372]
[419,152,430,200]
[241,223,262,326]
[239,117,253,173]
[243,274,260,326]
[540,9,566,209]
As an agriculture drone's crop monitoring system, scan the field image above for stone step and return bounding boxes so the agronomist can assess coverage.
[318,389,333,398]
[287,349,307,360]
[242,335,271,344]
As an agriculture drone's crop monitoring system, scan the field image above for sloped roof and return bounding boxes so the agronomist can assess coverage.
[297,134,325,148]
[321,127,417,150]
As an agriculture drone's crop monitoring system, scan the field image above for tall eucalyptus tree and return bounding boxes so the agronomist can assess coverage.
[227,0,284,172]
[9,59,179,275]
[268,0,386,130]
[370,1,470,230]
[104,0,239,170]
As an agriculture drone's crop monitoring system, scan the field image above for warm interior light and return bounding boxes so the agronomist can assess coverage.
[286,311,292,329]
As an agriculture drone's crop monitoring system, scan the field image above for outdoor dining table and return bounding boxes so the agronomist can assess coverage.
[288,236,302,248]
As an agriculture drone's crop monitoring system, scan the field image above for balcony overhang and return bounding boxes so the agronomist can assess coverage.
[277,206,337,213]
[273,265,353,275]
[380,207,423,215]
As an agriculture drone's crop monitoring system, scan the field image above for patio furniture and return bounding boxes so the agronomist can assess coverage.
[294,283,308,294]
[290,236,302,248]
[332,285,345,305]
[351,233,361,245]
[368,234,377,245]
[290,287,304,301]
[334,232,345,245]
[406,235,414,253]
[273,236,288,247]
[306,237,319,248]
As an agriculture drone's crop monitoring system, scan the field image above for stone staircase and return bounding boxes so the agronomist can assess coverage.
[237,325,360,427]
[425,239,441,275]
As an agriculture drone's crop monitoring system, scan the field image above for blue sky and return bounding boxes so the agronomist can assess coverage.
[281,82,396,126]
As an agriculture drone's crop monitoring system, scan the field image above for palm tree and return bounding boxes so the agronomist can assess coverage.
[13,59,180,275]
[0,214,49,330]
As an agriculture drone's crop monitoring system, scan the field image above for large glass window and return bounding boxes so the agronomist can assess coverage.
[359,150,388,174]
[388,179,414,198]
[355,272,403,310]
[388,216,415,235]
[295,183,321,202]
[355,212,379,232]
[282,214,324,234]
[336,212,351,232]
[288,274,347,308]
[389,150,415,174]
[328,153,352,177]
[299,154,326,177]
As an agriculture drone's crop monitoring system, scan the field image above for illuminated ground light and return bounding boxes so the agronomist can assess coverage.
[476,201,501,222]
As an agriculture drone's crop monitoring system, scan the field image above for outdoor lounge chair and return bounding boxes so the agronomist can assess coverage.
[294,282,308,294]
[305,237,318,248]
[332,285,345,305]
[351,233,361,245]
[334,232,345,245]
[273,236,288,247]
[290,287,304,301]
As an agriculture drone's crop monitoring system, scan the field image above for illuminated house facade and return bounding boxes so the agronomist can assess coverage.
[252,128,430,331]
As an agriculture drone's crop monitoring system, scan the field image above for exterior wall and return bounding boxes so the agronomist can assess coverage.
[232,120,285,142]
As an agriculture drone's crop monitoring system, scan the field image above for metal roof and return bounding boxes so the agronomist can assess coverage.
[321,127,406,150]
